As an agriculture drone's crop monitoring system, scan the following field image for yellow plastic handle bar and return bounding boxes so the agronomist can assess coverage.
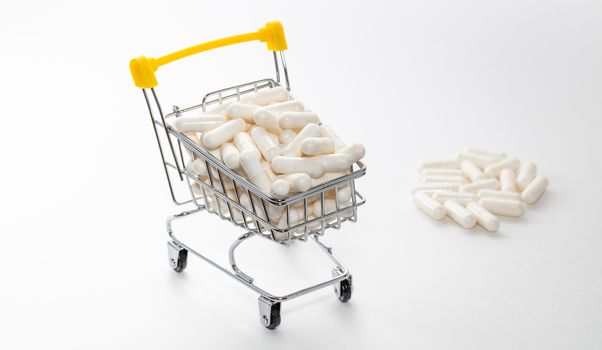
[130,21,287,88]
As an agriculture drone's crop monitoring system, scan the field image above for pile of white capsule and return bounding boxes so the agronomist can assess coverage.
[412,148,548,232]
[171,86,365,230]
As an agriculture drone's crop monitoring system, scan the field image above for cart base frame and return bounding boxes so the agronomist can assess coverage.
[166,205,353,329]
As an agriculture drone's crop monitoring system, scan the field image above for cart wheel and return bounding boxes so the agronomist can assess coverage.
[332,269,353,303]
[167,241,188,273]
[337,278,352,303]
[258,297,281,330]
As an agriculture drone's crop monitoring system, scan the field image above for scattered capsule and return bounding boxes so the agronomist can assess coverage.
[466,202,499,232]
[478,198,525,217]
[250,127,281,162]
[459,179,500,193]
[516,161,537,191]
[444,200,477,228]
[461,160,486,182]
[521,176,548,205]
[483,158,520,178]
[433,192,478,206]
[499,168,517,192]
[203,119,246,150]
[413,192,446,220]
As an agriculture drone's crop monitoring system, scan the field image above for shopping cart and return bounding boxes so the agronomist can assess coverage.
[129,21,366,329]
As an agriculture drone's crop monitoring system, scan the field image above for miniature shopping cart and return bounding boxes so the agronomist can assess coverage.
[129,21,366,329]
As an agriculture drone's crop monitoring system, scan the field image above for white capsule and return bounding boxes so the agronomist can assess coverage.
[220,143,240,169]
[516,161,537,191]
[339,143,366,164]
[419,159,461,170]
[422,175,468,184]
[300,137,335,155]
[319,125,346,151]
[420,168,464,177]
[239,150,273,193]
[461,160,486,182]
[432,192,478,206]
[464,147,507,161]
[282,123,322,157]
[333,184,352,203]
[244,86,289,106]
[233,132,261,160]
[202,119,246,150]
[271,179,290,198]
[278,129,297,145]
[478,198,525,217]
[459,179,500,193]
[227,103,260,123]
[186,159,208,177]
[311,172,348,187]
[413,192,446,220]
[457,152,497,169]
[173,114,226,133]
[279,111,320,130]
[412,183,461,194]
[466,202,499,232]
[500,168,517,192]
[261,160,277,181]
[277,206,305,229]
[443,200,477,228]
[277,173,312,193]
[271,156,324,178]
[250,127,281,162]
[256,100,304,119]
[477,189,521,201]
[483,158,520,178]
[521,176,548,205]
[311,153,352,173]
[204,102,232,115]
[182,132,203,158]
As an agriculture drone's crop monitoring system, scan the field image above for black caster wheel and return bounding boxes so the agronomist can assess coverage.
[258,297,281,330]
[333,269,353,303]
[167,241,188,273]
[337,278,352,303]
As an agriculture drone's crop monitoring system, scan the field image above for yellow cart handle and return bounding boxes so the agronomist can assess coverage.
[130,21,287,88]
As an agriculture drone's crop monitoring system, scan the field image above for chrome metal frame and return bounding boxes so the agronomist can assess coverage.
[139,50,367,326]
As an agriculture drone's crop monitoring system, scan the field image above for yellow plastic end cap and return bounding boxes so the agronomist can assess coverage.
[258,21,288,51]
[130,56,158,88]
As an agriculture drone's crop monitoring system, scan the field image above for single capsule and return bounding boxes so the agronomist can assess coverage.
[220,143,240,169]
[174,114,226,133]
[418,159,461,170]
[279,111,320,130]
[319,125,346,151]
[463,147,507,161]
[478,198,525,217]
[253,110,281,134]
[413,192,446,220]
[459,179,500,193]
[412,183,461,194]
[300,137,335,155]
[233,132,261,160]
[443,200,477,229]
[432,192,477,206]
[420,168,464,177]
[477,189,521,201]
[457,152,497,169]
[227,103,260,123]
[271,179,290,198]
[271,156,325,178]
[278,129,297,145]
[483,158,520,178]
[516,161,537,191]
[521,176,548,205]
[499,168,517,192]
[282,123,322,157]
[202,119,246,150]
[250,127,281,161]
[244,86,289,106]
[339,143,366,164]
[239,150,273,193]
[466,202,499,232]
[461,160,486,182]
[422,175,468,184]
[311,154,352,173]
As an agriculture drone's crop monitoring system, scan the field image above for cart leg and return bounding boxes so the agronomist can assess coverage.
[332,267,353,303]
[167,240,188,273]
[258,296,281,330]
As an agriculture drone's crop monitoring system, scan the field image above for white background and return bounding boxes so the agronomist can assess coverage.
[1,0,601,349]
